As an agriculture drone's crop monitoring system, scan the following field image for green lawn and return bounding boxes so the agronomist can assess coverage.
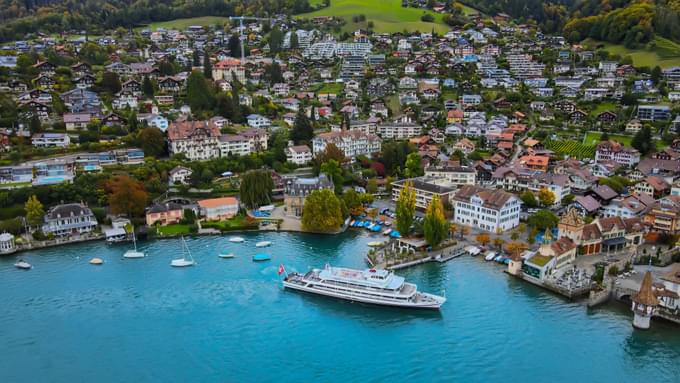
[386,94,401,115]
[139,16,231,30]
[201,215,259,232]
[297,0,450,34]
[590,102,618,117]
[583,36,680,68]
[583,131,632,146]
[583,131,666,150]
[157,224,192,236]
[460,4,482,16]
[528,254,553,267]
[0,181,32,189]
[316,82,344,94]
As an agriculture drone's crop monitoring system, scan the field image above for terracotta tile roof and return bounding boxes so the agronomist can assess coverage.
[198,197,238,208]
[497,141,514,150]
[622,217,645,233]
[551,237,576,255]
[523,138,540,147]
[661,264,680,285]
[597,216,626,233]
[645,176,670,191]
[519,155,549,167]
[167,120,220,141]
[582,223,602,240]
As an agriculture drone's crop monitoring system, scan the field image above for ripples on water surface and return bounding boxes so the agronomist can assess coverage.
[0,231,679,382]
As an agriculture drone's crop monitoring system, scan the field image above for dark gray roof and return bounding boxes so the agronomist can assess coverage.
[285,173,334,196]
[45,203,94,220]
[592,185,618,200]
[147,202,183,213]
[394,177,456,194]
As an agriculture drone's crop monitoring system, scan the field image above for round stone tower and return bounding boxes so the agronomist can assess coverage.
[631,271,659,330]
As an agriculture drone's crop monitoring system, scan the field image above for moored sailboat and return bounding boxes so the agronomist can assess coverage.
[171,236,195,267]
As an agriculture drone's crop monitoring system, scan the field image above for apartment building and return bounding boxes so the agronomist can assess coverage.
[452,185,521,232]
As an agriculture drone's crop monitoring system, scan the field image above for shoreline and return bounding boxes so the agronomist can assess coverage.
[2,225,354,256]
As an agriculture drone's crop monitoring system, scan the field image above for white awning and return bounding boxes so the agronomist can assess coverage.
[104,228,126,238]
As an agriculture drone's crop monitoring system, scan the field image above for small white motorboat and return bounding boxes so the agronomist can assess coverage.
[218,253,235,259]
[382,228,392,235]
[171,236,195,267]
[14,259,32,270]
[89,258,104,265]
[367,241,384,247]
[255,241,272,248]
[229,237,245,243]
[484,251,497,262]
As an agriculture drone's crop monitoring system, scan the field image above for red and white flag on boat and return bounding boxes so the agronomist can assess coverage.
[278,264,286,275]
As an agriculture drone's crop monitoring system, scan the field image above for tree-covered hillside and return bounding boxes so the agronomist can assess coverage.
[0,0,312,42]
[461,0,680,48]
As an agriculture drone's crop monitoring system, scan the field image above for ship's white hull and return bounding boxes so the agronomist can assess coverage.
[283,280,445,309]
[123,250,145,259]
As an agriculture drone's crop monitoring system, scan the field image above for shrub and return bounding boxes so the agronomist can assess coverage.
[421,14,435,22]
[0,218,23,235]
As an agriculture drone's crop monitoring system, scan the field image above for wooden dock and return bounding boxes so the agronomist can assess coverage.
[376,245,468,271]
[434,246,467,263]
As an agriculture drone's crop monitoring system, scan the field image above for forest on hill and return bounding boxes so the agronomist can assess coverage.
[463,0,680,48]
[0,0,312,42]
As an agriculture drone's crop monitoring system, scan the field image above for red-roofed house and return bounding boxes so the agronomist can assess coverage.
[198,197,239,221]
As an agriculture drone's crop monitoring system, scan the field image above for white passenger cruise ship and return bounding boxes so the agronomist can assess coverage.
[283,265,446,309]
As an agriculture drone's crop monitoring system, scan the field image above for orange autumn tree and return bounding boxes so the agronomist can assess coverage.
[505,241,529,259]
[475,233,490,247]
[107,175,148,218]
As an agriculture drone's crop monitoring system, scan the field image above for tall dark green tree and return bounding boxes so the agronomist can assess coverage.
[240,170,274,209]
[269,27,284,56]
[381,141,414,175]
[203,53,213,79]
[266,62,283,85]
[228,34,241,58]
[101,71,121,93]
[29,113,42,134]
[230,82,243,123]
[290,30,299,49]
[215,93,236,121]
[142,76,154,98]
[290,107,314,144]
[651,66,663,85]
[159,60,177,76]
[186,70,215,112]
[128,110,139,133]
[136,127,166,157]
[192,49,201,67]
[320,160,343,194]
[631,126,653,155]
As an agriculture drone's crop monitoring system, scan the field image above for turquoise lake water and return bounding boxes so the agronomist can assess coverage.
[1,231,679,382]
